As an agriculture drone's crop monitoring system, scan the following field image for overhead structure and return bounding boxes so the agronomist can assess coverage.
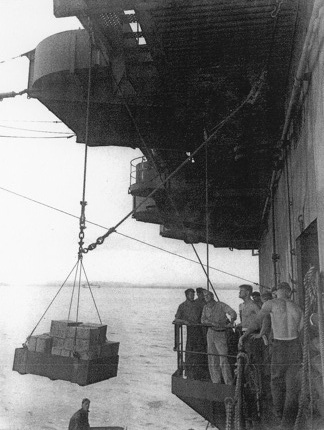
[24,0,312,251]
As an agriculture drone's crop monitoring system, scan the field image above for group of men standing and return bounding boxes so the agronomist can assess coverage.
[174,287,237,384]
[174,281,304,430]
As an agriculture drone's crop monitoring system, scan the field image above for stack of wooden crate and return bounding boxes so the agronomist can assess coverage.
[13,319,120,385]
[50,320,108,359]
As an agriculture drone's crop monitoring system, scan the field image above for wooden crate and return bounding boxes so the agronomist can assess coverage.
[99,341,119,357]
[35,334,53,354]
[76,324,107,344]
[13,348,119,386]
[50,320,81,338]
[27,336,38,352]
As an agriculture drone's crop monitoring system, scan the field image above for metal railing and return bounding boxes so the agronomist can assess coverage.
[173,322,238,378]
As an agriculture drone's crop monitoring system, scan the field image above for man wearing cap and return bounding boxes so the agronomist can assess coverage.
[174,288,205,379]
[251,291,262,309]
[201,290,237,385]
[239,282,303,430]
[68,398,90,430]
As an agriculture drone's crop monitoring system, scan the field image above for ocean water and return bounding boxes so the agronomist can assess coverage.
[0,285,241,430]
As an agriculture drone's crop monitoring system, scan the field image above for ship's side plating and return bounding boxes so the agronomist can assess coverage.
[259,0,324,419]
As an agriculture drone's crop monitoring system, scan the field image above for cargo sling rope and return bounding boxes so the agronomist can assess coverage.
[23,22,103,348]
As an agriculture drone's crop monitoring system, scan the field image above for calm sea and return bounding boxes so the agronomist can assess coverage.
[0,285,241,430]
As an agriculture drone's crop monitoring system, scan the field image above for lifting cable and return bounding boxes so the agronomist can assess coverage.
[285,150,296,298]
[73,19,102,323]
[271,188,279,290]
[204,128,211,292]
[23,21,103,339]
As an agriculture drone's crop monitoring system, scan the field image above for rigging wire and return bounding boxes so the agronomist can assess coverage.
[204,128,210,291]
[285,146,296,298]
[0,134,74,139]
[271,188,279,290]
[190,244,220,300]
[0,124,73,134]
[0,184,261,286]
[0,119,62,123]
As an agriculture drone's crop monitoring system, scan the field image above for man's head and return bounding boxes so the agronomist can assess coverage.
[196,287,206,300]
[81,398,90,412]
[251,291,262,304]
[276,282,292,298]
[203,290,214,303]
[185,288,195,301]
[239,284,253,300]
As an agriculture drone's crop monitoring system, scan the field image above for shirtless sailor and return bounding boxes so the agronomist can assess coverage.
[239,282,303,430]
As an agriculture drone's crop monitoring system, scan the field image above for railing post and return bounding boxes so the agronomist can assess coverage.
[174,323,184,376]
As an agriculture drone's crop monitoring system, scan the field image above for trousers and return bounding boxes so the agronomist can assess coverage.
[206,329,233,385]
[271,338,301,429]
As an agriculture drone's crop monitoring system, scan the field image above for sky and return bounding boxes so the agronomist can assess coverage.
[0,0,259,287]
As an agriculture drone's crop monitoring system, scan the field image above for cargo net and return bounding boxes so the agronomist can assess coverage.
[12,260,119,386]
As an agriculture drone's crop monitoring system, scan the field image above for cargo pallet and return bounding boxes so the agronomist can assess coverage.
[13,347,119,386]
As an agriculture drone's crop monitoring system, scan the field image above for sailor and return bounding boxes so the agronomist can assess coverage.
[251,291,262,308]
[253,291,273,345]
[195,287,207,315]
[68,398,91,430]
[201,290,237,385]
[238,284,261,331]
[238,284,263,364]
[194,287,209,380]
[173,288,205,379]
[239,282,303,430]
